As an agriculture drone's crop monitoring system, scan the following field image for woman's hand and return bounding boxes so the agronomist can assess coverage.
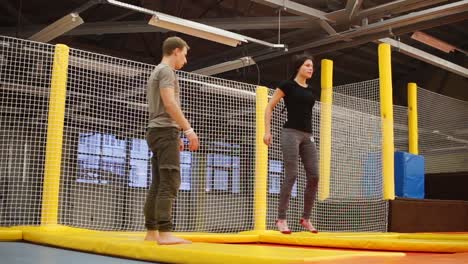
[263,132,272,146]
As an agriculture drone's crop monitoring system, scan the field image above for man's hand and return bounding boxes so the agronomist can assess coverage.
[186,132,199,151]
[179,138,184,152]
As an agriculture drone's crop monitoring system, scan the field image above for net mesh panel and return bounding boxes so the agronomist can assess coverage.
[58,47,257,231]
[394,104,408,152]
[0,36,54,226]
[1,36,394,233]
[266,80,388,232]
[58,48,153,230]
[417,87,468,174]
[334,79,408,152]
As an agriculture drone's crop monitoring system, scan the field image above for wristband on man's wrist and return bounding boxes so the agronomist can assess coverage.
[184,128,194,136]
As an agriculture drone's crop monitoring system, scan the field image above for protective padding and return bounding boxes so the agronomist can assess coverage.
[259,230,468,253]
[18,226,404,264]
[2,226,467,264]
[0,228,23,241]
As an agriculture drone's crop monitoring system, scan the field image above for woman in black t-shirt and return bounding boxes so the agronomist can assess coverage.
[263,54,319,234]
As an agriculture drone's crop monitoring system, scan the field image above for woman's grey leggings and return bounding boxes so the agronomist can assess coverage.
[278,128,319,220]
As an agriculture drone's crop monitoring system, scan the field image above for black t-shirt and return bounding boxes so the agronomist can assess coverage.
[277,80,317,133]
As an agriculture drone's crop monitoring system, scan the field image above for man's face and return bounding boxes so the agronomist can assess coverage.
[174,47,188,70]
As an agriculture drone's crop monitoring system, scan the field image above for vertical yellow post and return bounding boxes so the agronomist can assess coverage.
[408,83,419,155]
[254,86,268,231]
[41,44,70,225]
[318,59,333,201]
[378,43,395,200]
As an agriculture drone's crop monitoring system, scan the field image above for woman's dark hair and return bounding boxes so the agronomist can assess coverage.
[290,53,315,80]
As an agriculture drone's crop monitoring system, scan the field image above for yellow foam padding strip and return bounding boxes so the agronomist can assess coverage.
[259,231,468,253]
[19,225,259,243]
[399,233,468,241]
[20,227,402,264]
[0,228,23,241]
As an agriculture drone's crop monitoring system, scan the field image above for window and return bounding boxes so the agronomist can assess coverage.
[268,160,297,197]
[180,147,192,191]
[129,138,150,187]
[77,133,126,184]
[77,133,192,189]
[206,142,240,194]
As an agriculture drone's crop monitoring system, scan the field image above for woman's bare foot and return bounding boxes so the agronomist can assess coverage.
[276,219,292,234]
[144,230,158,241]
[157,232,192,245]
[300,218,318,233]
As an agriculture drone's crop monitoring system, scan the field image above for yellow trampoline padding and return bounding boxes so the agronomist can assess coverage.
[20,225,259,243]
[0,228,22,241]
[398,233,468,241]
[259,231,468,253]
[21,227,403,264]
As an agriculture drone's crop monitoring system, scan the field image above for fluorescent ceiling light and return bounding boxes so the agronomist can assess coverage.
[179,77,255,100]
[69,56,143,77]
[21,45,142,77]
[29,13,84,43]
[411,31,455,53]
[378,38,468,78]
[106,0,284,49]
[193,57,256,76]
[148,14,247,47]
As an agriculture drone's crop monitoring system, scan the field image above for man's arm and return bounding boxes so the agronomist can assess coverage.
[161,88,199,151]
[160,88,191,131]
[157,67,199,151]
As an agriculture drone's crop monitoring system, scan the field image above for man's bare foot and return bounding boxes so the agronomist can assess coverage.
[157,232,192,245]
[145,230,159,241]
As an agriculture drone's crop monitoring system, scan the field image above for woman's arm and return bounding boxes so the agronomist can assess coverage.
[264,88,285,146]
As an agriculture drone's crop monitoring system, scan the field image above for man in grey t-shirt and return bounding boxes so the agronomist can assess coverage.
[144,36,199,245]
[147,63,181,128]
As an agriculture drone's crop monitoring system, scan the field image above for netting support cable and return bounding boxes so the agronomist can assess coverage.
[41,44,70,225]
[318,59,333,201]
[378,43,395,200]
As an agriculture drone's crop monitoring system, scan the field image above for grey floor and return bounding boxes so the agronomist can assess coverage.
[0,242,161,264]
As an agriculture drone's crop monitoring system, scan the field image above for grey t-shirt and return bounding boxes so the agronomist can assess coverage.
[147,63,180,128]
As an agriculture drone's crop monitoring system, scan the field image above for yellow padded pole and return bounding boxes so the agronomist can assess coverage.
[254,86,269,231]
[318,59,333,201]
[408,83,419,155]
[41,44,70,225]
[378,43,395,200]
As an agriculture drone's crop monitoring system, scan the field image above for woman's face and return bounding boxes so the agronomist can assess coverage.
[297,59,314,79]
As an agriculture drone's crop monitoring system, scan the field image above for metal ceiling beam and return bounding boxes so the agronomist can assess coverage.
[357,0,450,20]
[106,0,286,49]
[185,7,347,70]
[185,28,313,71]
[318,20,338,35]
[0,16,315,37]
[251,7,468,66]
[378,38,468,78]
[188,3,467,71]
[284,1,468,54]
[345,0,364,20]
[173,4,351,70]
[250,0,332,21]
[250,0,337,34]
